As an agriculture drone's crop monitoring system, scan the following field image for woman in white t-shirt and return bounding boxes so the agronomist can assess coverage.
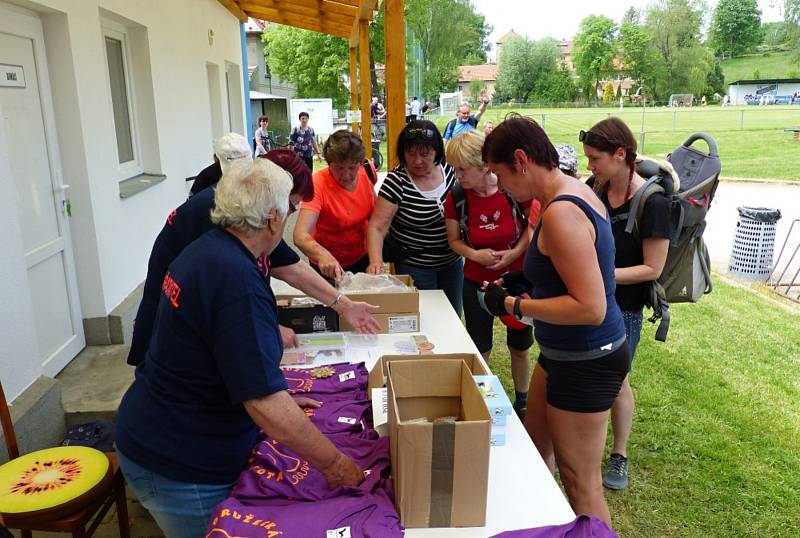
[254,115,271,157]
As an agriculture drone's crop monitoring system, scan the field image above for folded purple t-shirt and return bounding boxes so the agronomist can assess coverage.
[490,515,618,538]
[302,398,373,435]
[282,363,369,398]
[207,490,403,538]
[232,433,391,503]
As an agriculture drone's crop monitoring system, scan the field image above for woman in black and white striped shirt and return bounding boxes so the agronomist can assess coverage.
[366,120,464,314]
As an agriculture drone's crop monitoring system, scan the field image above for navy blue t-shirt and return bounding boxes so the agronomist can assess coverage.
[128,185,300,366]
[116,228,288,484]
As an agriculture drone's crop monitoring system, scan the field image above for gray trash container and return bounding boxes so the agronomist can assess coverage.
[728,206,782,281]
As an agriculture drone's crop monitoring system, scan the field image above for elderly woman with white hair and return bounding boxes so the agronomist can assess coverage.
[115,159,364,537]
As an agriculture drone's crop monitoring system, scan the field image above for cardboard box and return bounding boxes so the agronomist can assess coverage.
[473,375,513,427]
[342,274,419,314]
[339,312,419,334]
[386,359,491,528]
[280,274,419,334]
[277,300,338,333]
[368,353,491,397]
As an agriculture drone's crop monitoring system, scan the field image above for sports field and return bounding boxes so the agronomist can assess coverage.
[429,105,800,181]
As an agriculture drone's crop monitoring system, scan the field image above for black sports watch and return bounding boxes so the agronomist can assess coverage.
[513,296,523,320]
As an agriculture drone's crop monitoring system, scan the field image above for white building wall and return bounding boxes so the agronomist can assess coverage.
[728,82,800,104]
[0,0,246,400]
[30,0,246,317]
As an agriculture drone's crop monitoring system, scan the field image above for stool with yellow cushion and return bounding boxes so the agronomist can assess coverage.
[0,382,129,537]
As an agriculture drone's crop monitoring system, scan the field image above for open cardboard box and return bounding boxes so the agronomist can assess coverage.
[279,275,420,334]
[386,359,491,528]
[368,353,491,397]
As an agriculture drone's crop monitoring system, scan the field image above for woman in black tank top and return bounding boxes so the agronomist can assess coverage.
[481,115,628,527]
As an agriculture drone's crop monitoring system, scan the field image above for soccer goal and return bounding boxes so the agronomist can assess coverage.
[669,94,694,107]
[439,91,464,116]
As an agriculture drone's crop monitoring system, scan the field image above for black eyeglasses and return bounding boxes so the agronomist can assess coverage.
[578,130,614,147]
[404,128,436,141]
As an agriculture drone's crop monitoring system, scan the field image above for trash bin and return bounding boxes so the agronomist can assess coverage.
[728,206,782,281]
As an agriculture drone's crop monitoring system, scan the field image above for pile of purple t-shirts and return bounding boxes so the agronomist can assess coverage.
[206,362,404,537]
[490,514,618,538]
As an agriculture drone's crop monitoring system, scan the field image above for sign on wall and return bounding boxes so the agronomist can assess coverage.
[0,64,25,88]
[289,98,334,136]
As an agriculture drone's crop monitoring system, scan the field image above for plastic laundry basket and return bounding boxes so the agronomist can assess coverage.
[728,207,782,281]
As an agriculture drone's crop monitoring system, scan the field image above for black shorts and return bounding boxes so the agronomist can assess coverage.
[538,342,630,413]
[463,279,533,353]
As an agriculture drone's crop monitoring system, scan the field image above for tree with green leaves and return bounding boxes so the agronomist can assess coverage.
[494,36,562,102]
[645,0,714,100]
[531,66,578,103]
[405,0,491,97]
[711,0,762,58]
[262,27,350,108]
[573,15,617,102]
[618,22,656,85]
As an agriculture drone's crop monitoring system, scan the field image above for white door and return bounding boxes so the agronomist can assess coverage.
[0,11,85,376]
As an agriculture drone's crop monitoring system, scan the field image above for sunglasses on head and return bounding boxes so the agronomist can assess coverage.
[578,130,616,148]
[404,128,436,141]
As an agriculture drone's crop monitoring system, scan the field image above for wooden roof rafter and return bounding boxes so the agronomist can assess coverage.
[219,0,379,43]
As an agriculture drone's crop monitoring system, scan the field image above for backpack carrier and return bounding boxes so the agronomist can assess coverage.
[450,182,528,249]
[620,132,721,341]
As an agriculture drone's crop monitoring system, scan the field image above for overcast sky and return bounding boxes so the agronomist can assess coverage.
[471,0,785,61]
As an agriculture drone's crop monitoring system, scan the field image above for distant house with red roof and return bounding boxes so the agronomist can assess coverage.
[458,64,500,100]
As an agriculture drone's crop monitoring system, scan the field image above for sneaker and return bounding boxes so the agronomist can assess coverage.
[603,453,629,490]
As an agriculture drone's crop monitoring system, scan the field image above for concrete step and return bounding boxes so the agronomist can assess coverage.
[56,344,134,427]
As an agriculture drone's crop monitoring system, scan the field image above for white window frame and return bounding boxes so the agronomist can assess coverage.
[101,22,142,179]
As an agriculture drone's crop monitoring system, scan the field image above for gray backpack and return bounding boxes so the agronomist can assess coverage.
[625,133,721,341]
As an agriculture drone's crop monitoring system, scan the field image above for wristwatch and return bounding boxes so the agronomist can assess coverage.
[513,296,523,320]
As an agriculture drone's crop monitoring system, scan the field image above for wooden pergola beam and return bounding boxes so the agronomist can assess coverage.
[384,0,405,170]
[349,0,378,47]
[349,46,359,133]
[239,0,355,25]
[243,6,352,37]
[359,19,372,159]
[218,0,248,21]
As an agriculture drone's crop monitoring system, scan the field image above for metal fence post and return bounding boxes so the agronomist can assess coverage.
[672,110,677,131]
[740,110,745,130]
[541,113,546,129]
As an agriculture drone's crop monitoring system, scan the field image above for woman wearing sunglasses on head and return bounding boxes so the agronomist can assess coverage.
[479,115,629,526]
[366,120,464,314]
[581,118,671,492]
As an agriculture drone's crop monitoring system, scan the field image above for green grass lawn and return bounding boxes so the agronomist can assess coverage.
[721,51,800,85]
[483,277,800,537]
[421,106,800,180]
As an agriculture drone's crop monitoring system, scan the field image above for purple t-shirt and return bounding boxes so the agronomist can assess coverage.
[283,363,369,398]
[231,434,391,503]
[207,490,403,538]
[301,398,373,435]
[490,515,618,538]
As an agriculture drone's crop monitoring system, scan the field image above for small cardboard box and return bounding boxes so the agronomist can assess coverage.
[368,353,491,397]
[473,375,513,427]
[387,359,491,528]
[277,300,338,333]
[342,274,419,314]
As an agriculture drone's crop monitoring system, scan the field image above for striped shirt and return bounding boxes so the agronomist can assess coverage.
[379,164,460,268]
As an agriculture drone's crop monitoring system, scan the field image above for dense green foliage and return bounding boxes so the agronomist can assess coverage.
[572,15,617,101]
[711,0,763,57]
[262,27,350,108]
[494,36,567,102]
